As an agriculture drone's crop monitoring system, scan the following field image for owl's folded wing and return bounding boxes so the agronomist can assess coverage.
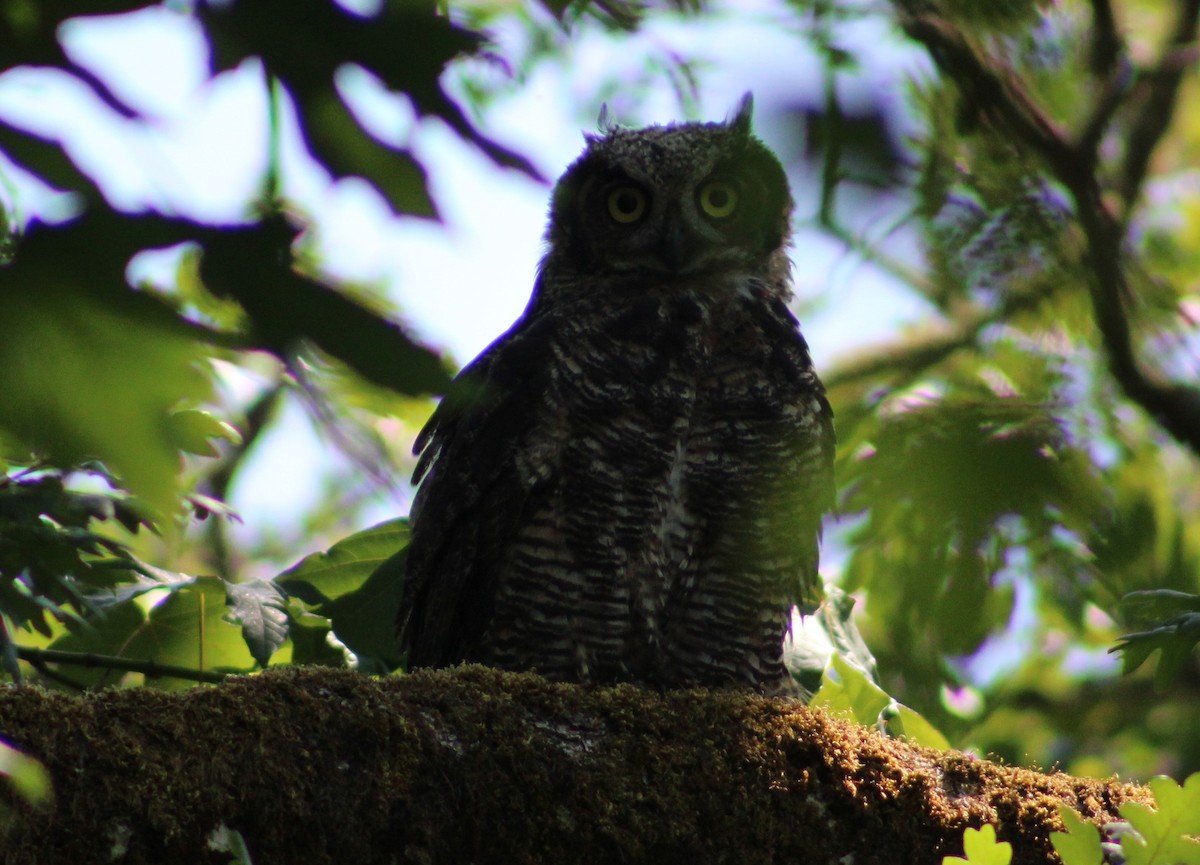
[398,312,558,668]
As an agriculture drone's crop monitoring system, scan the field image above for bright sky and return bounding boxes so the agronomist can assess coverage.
[0,1,934,545]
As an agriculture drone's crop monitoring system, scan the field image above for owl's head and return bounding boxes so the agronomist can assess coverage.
[542,94,792,286]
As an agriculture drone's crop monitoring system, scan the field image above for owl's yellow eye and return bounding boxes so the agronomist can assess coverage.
[607,185,647,224]
[698,180,738,218]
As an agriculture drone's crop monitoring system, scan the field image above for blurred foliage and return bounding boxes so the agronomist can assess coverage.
[0,462,150,640]
[818,0,1200,780]
[0,739,52,818]
[0,0,1197,803]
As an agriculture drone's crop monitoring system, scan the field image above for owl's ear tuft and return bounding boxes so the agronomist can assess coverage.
[728,92,754,134]
[597,103,619,134]
[584,104,617,144]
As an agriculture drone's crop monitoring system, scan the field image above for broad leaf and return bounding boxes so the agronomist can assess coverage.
[1051,805,1104,865]
[812,652,890,725]
[943,825,1012,865]
[0,278,210,515]
[278,518,409,605]
[1120,775,1200,865]
[320,548,406,670]
[1110,613,1200,691]
[887,704,951,751]
[166,410,242,458]
[49,578,255,689]
[226,579,289,667]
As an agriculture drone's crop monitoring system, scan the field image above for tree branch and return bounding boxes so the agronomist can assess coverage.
[893,3,1200,457]
[823,281,1049,391]
[0,666,1153,865]
[1115,0,1200,209]
[1086,0,1122,75]
[14,646,229,686]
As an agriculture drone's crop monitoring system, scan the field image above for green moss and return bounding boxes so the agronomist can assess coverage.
[0,666,1151,864]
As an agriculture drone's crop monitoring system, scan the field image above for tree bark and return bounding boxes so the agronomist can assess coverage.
[0,665,1148,865]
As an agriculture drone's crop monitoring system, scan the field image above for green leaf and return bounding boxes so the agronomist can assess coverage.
[50,578,255,689]
[166,410,242,458]
[0,740,52,808]
[320,547,406,670]
[943,825,1012,865]
[1120,590,1200,622]
[208,825,254,865]
[0,120,101,200]
[197,220,452,397]
[87,565,196,609]
[0,283,209,515]
[1051,805,1104,865]
[1121,774,1200,865]
[814,652,950,748]
[812,652,890,726]
[788,586,877,694]
[278,518,409,605]
[138,578,257,687]
[46,601,151,688]
[887,704,951,750]
[1110,614,1200,691]
[226,580,289,667]
[306,87,437,218]
[284,603,346,668]
[276,520,409,670]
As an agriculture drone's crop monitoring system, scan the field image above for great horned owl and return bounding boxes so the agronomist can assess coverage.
[398,96,834,695]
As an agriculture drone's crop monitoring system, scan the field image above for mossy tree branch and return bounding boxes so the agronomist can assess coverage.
[0,666,1151,865]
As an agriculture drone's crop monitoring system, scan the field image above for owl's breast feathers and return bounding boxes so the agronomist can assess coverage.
[399,279,834,685]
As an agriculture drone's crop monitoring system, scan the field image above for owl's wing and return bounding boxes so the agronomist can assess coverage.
[762,295,837,614]
[796,386,836,612]
[398,310,557,668]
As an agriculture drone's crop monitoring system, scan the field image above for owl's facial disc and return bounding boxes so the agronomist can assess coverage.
[595,178,748,275]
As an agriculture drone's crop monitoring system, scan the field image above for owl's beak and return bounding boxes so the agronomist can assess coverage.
[655,210,702,274]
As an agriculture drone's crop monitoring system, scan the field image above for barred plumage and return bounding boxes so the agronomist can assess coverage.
[398,96,835,695]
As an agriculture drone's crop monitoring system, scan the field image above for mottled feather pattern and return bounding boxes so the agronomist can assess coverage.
[400,98,834,695]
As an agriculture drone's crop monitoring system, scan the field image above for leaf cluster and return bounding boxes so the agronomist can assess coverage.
[0,0,553,689]
[808,0,1200,764]
[1,0,547,517]
[0,461,157,642]
[1052,774,1200,865]
[1,470,411,686]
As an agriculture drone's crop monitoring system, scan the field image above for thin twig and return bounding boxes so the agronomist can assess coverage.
[15,647,231,685]
[21,655,88,691]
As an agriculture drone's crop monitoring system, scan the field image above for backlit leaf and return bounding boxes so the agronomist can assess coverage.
[226,579,289,667]
[1051,805,1104,865]
[943,825,1012,865]
[278,518,409,605]
[1121,774,1200,865]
